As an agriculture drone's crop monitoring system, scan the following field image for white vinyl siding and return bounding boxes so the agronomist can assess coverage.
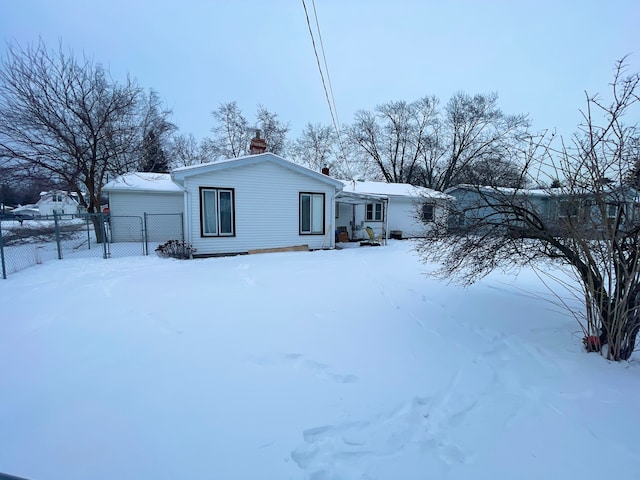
[182,161,337,255]
[107,191,184,242]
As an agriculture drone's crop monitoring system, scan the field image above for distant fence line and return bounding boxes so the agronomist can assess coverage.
[0,212,183,280]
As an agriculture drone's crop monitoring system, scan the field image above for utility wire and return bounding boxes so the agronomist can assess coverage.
[301,0,354,178]
[302,0,337,135]
[311,0,340,130]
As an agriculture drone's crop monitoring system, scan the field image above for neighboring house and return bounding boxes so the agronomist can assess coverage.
[104,153,344,255]
[36,190,82,216]
[103,172,185,242]
[336,180,451,240]
[445,184,640,233]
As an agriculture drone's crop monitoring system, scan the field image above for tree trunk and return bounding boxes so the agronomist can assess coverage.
[90,214,105,244]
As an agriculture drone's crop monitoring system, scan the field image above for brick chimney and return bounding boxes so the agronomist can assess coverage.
[249,129,267,155]
[321,166,330,176]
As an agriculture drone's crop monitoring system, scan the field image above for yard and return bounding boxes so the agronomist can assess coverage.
[0,241,638,479]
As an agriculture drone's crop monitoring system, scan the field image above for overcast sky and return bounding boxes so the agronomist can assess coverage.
[1,0,638,144]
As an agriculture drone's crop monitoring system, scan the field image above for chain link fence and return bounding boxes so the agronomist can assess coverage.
[0,212,183,279]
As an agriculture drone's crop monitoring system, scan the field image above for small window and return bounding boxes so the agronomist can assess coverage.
[607,204,618,220]
[300,192,325,235]
[558,200,580,219]
[200,187,235,237]
[365,203,383,221]
[422,204,435,222]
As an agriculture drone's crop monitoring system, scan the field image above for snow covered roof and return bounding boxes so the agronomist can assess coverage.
[171,153,344,189]
[339,180,451,199]
[12,205,40,214]
[103,172,184,193]
[445,184,554,197]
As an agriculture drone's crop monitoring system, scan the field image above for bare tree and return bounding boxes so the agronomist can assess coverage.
[169,133,215,168]
[416,60,640,361]
[210,101,252,158]
[0,40,148,240]
[210,102,289,158]
[255,104,289,156]
[422,92,530,191]
[346,93,528,189]
[346,96,439,184]
[290,122,346,175]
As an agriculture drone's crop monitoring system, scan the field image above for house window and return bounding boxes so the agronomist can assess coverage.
[200,187,235,237]
[422,204,435,222]
[53,194,62,202]
[558,199,581,219]
[365,202,383,221]
[607,204,619,220]
[300,192,325,235]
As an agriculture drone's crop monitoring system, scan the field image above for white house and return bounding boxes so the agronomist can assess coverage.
[104,153,344,255]
[336,180,451,240]
[171,153,343,256]
[35,190,81,216]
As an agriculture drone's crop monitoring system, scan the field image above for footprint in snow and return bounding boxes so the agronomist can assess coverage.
[291,396,468,477]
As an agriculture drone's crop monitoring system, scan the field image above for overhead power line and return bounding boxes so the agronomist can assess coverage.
[301,0,353,177]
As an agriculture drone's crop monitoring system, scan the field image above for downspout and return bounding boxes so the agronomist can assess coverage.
[383,198,389,245]
[182,178,190,245]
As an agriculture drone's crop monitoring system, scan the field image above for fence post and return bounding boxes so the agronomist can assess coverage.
[101,213,109,259]
[86,214,92,250]
[0,220,6,279]
[143,212,149,256]
[53,212,62,259]
[180,212,184,241]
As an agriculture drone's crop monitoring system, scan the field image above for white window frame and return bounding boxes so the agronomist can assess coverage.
[200,187,235,237]
[365,202,383,222]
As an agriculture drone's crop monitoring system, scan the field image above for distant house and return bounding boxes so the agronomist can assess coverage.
[445,184,640,234]
[336,180,451,240]
[36,190,82,216]
[105,153,344,255]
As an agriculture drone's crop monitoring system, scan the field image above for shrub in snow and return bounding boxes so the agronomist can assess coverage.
[155,240,196,259]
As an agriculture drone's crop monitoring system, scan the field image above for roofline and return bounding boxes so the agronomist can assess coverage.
[103,186,184,194]
[337,191,388,203]
[171,152,344,189]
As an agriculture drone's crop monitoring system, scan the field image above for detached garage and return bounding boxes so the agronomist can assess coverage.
[103,172,185,242]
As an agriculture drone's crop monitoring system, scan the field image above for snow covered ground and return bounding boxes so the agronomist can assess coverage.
[0,241,638,480]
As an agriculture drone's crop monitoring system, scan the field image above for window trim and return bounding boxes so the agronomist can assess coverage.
[365,202,384,222]
[199,186,236,237]
[422,203,435,222]
[299,192,325,235]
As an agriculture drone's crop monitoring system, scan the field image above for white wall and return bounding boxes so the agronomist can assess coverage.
[337,196,446,240]
[183,161,337,255]
[108,191,184,242]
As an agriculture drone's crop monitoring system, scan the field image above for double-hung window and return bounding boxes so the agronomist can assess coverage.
[200,187,235,237]
[422,203,435,222]
[300,192,325,235]
[365,202,383,221]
